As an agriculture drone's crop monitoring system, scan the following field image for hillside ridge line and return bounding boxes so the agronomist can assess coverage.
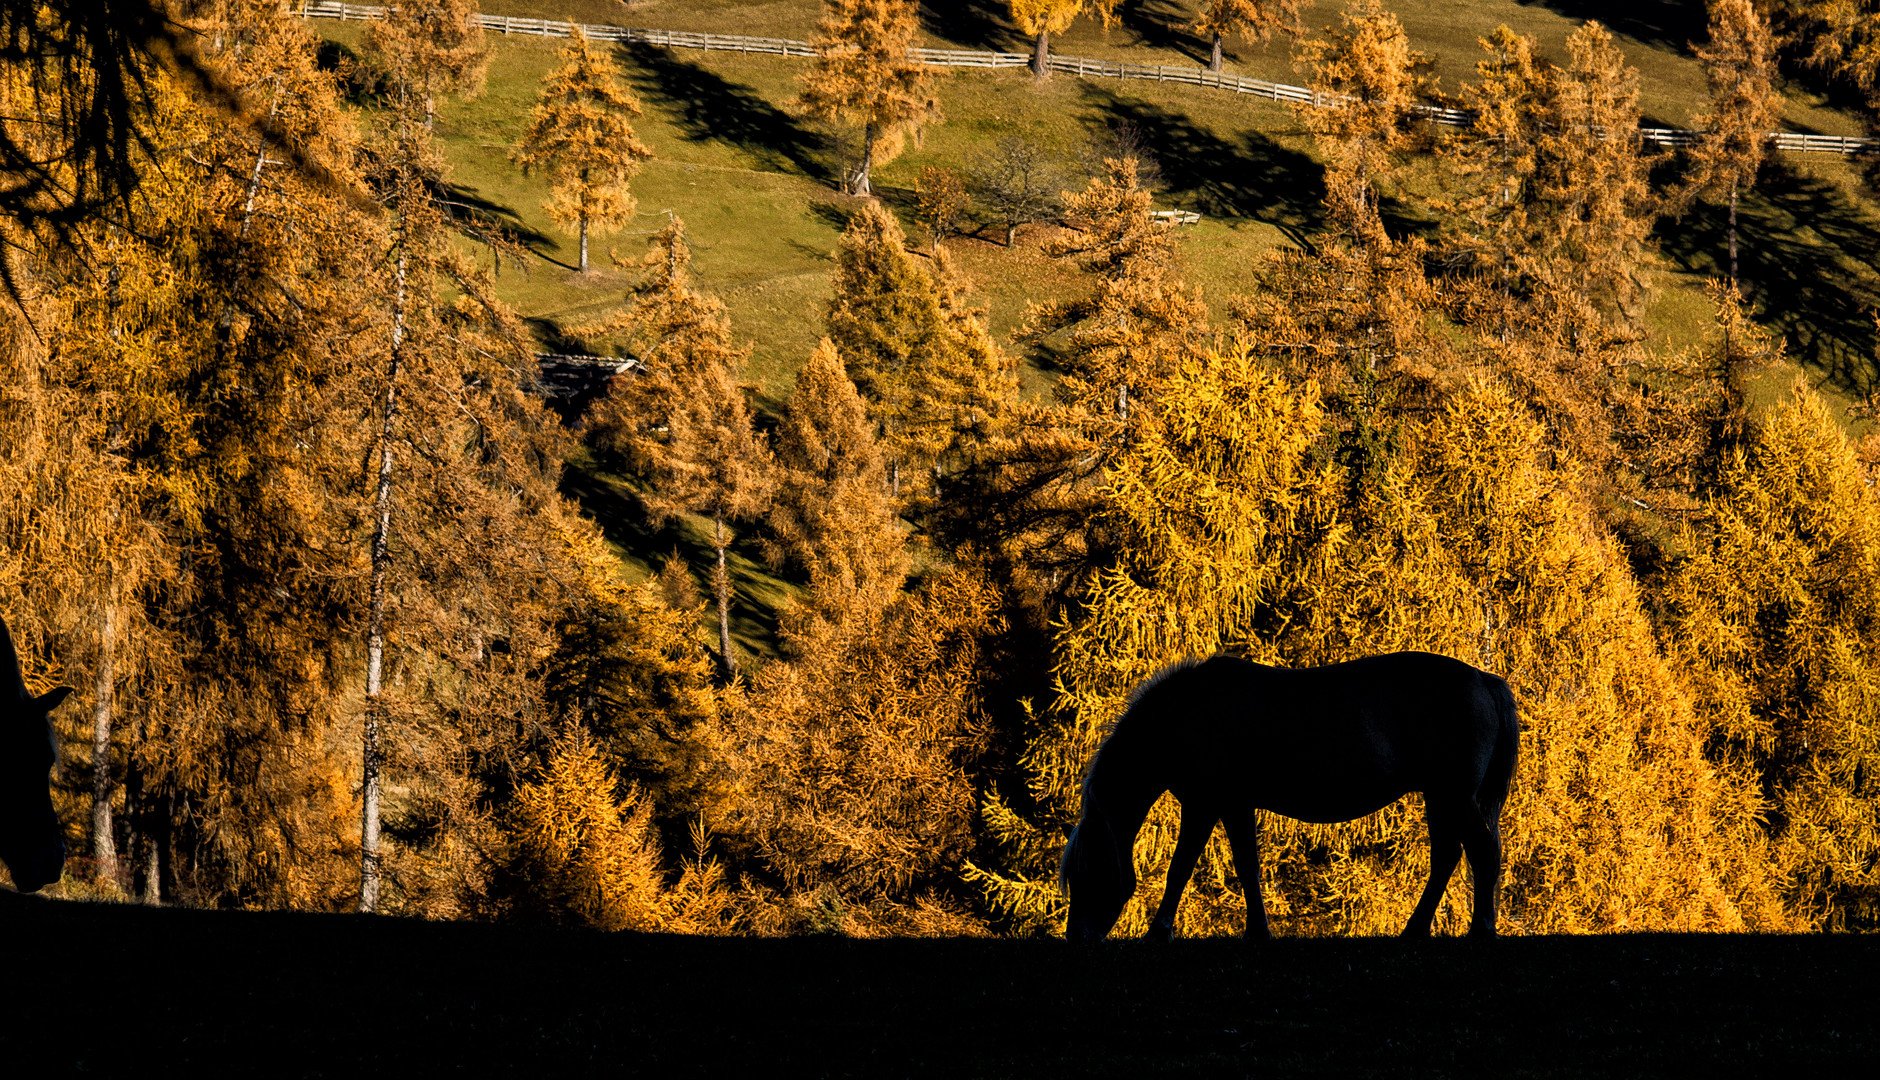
[293,0,1877,156]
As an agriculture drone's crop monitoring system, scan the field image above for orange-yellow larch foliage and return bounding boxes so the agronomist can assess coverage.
[1684,0,1782,296]
[1192,0,1308,72]
[972,343,1788,937]
[512,28,654,272]
[1665,380,1880,930]
[1298,0,1428,248]
[1008,1,1122,77]
[499,733,674,932]
[796,0,939,195]
[361,0,487,128]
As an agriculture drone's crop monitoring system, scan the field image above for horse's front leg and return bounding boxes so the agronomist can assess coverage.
[1220,808,1271,941]
[1146,804,1216,943]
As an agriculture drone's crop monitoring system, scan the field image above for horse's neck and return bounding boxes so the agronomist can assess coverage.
[1091,766,1162,840]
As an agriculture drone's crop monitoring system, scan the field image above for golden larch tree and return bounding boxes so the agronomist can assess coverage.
[1527,21,1659,333]
[1685,0,1782,297]
[3,3,382,908]
[512,27,654,273]
[543,527,730,833]
[1665,381,1880,930]
[1433,25,1548,333]
[1008,1,1121,78]
[583,218,776,676]
[1297,0,1428,248]
[797,0,940,195]
[1192,0,1308,73]
[971,344,1788,937]
[1020,157,1208,435]
[362,0,487,129]
[727,565,1004,937]
[915,164,971,252]
[498,732,672,932]
[347,10,607,916]
[1803,0,1880,103]
[825,201,1014,503]
[767,338,909,632]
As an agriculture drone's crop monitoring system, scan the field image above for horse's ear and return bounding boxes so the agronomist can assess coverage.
[33,686,73,713]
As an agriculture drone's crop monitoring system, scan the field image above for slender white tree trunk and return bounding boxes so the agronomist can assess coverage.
[361,231,408,915]
[852,123,876,195]
[91,601,117,885]
[1728,176,1740,298]
[712,517,734,676]
[579,215,590,272]
[143,840,159,902]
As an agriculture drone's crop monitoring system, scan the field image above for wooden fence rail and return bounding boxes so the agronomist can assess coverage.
[293,2,1877,155]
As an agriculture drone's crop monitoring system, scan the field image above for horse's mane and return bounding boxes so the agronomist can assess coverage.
[1081,657,1209,800]
[1061,657,1210,896]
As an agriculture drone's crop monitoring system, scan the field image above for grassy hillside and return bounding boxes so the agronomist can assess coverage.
[481,0,1871,132]
[313,2,1880,660]
[325,3,1880,394]
[4,893,1875,1074]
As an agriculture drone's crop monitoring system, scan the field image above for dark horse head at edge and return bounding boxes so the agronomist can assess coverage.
[1,614,72,893]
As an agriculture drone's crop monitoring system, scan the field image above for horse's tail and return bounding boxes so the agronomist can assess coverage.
[1477,675,1520,820]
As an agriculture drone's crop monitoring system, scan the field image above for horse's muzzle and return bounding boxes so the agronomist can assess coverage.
[2,840,64,894]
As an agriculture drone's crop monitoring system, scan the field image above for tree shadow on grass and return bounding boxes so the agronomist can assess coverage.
[1115,0,1211,65]
[920,0,1025,51]
[433,181,563,264]
[1078,88,1327,241]
[559,461,789,664]
[1656,157,1880,396]
[1512,0,1707,53]
[617,43,830,182]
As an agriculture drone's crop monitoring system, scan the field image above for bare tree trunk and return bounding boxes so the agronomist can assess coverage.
[142,835,159,903]
[91,601,117,885]
[579,215,590,272]
[361,230,408,915]
[144,790,170,905]
[1728,176,1739,298]
[1006,221,1016,246]
[1210,33,1224,73]
[852,123,876,196]
[712,517,734,676]
[124,763,161,904]
[1032,29,1050,79]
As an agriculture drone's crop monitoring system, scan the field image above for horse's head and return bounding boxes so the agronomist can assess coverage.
[1,616,71,894]
[1061,792,1136,943]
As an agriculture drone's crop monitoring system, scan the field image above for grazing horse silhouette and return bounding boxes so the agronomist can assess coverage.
[1061,652,1520,943]
[1,615,72,893]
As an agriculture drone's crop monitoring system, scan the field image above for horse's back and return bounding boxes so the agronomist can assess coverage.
[1128,652,1513,822]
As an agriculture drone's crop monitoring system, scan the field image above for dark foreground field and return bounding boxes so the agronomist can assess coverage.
[1,894,1872,1077]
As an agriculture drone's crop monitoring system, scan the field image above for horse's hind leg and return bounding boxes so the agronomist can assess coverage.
[1146,805,1216,943]
[1220,808,1272,941]
[1403,802,1465,938]
[1460,810,1503,938]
